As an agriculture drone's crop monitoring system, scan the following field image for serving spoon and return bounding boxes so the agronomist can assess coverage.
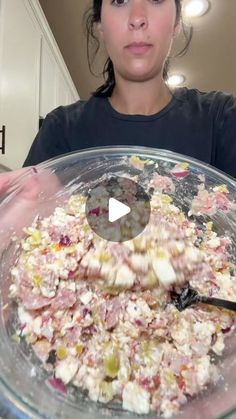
[171,287,236,313]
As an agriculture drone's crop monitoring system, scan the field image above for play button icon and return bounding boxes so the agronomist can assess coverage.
[85,176,151,242]
[109,198,131,223]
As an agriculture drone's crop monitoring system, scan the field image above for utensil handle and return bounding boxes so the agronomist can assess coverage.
[200,296,236,312]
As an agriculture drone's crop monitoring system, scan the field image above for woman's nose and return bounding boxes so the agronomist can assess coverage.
[128,2,148,31]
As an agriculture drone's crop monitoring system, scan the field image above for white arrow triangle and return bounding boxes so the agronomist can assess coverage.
[108,197,131,223]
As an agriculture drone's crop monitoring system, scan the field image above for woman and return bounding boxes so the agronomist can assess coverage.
[20,0,236,178]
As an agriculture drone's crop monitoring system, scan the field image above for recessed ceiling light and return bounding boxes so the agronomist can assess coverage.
[166,74,186,87]
[183,0,210,18]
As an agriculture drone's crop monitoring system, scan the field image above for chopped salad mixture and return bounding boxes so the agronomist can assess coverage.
[9,157,236,417]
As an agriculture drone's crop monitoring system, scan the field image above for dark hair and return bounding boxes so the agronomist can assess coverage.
[85,0,192,97]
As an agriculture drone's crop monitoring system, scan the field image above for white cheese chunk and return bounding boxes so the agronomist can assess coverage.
[55,357,79,384]
[152,257,176,287]
[122,382,150,414]
[114,265,135,288]
[196,356,210,387]
[130,254,149,272]
[80,291,93,305]
[207,237,221,249]
[32,316,42,335]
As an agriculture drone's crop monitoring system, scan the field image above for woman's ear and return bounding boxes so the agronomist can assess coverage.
[173,20,181,38]
[97,22,104,40]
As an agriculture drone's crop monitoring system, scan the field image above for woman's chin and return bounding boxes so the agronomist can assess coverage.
[116,60,161,82]
[123,68,160,83]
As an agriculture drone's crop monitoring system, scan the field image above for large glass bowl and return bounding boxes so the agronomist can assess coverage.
[0,146,236,419]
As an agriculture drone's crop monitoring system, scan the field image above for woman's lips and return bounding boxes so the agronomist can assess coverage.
[125,42,153,55]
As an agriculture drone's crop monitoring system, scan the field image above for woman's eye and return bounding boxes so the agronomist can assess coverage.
[111,0,129,6]
[111,0,164,6]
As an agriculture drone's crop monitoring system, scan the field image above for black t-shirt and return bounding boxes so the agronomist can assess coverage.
[23,87,236,178]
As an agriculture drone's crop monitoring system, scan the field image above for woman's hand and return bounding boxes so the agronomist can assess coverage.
[0,167,60,200]
[0,166,63,254]
[0,167,32,196]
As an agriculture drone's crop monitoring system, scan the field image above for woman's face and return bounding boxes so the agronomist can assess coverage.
[98,0,178,82]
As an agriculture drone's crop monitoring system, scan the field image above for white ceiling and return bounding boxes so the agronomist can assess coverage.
[39,0,236,99]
